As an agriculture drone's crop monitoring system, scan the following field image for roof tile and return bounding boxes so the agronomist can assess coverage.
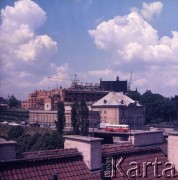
[0,148,94,180]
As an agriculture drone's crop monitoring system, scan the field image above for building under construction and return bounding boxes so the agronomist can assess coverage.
[21,76,127,110]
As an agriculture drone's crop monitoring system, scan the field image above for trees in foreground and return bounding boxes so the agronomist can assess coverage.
[71,100,89,136]
[5,126,64,154]
[55,102,65,134]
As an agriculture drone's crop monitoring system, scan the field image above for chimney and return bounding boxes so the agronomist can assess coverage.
[64,135,103,171]
[168,131,178,172]
[0,138,17,161]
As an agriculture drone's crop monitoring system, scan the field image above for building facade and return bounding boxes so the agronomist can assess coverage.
[21,89,64,110]
[91,92,145,130]
[28,107,100,128]
[21,76,128,111]
[21,89,108,110]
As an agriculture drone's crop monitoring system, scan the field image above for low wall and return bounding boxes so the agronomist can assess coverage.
[129,130,164,146]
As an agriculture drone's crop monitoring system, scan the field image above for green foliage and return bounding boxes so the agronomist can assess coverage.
[31,132,64,151]
[8,95,20,108]
[71,102,80,135]
[0,124,12,138]
[127,91,141,102]
[71,100,89,136]
[3,125,64,153]
[16,134,31,153]
[15,131,63,153]
[140,91,177,124]
[8,126,24,140]
[80,100,89,136]
[56,102,65,134]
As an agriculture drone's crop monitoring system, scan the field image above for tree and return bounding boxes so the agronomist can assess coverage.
[31,132,64,151]
[80,100,89,136]
[8,95,19,108]
[8,126,24,140]
[141,91,165,123]
[55,102,65,134]
[127,90,141,102]
[71,102,80,135]
[140,91,178,124]
[71,100,89,136]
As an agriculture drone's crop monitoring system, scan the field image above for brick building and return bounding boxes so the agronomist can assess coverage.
[21,89,108,110]
[21,89,64,110]
[21,76,128,111]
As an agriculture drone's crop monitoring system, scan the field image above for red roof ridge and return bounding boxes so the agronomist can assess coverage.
[22,148,81,160]
[102,144,162,156]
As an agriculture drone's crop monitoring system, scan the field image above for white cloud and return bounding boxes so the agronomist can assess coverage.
[0,0,58,99]
[15,35,57,62]
[88,69,116,78]
[89,11,160,62]
[88,2,178,65]
[38,63,70,88]
[88,1,178,96]
[141,2,163,20]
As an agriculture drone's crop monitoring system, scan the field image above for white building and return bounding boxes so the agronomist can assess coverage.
[91,92,145,130]
[29,106,100,128]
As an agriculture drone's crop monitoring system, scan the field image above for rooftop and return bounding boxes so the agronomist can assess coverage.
[0,138,17,145]
[64,135,103,142]
[101,143,177,179]
[92,92,141,107]
[0,148,95,180]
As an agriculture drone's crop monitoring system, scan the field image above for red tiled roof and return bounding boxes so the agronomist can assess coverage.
[102,143,134,155]
[110,151,176,180]
[102,144,178,180]
[0,148,94,180]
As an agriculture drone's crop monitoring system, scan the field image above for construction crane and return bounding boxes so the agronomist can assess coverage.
[48,74,102,91]
[127,71,132,92]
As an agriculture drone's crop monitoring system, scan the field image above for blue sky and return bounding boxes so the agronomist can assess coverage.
[0,0,178,100]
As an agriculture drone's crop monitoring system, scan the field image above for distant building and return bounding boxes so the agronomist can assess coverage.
[0,97,8,110]
[100,76,127,94]
[21,76,128,111]
[28,107,100,127]
[28,110,57,126]
[21,88,108,110]
[21,89,63,110]
[0,109,29,122]
[91,92,145,130]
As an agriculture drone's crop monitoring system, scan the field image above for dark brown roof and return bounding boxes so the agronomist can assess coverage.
[0,148,94,180]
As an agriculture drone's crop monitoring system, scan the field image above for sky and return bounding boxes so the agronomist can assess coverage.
[0,0,178,100]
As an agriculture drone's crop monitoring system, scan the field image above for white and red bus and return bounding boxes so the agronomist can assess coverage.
[105,124,129,132]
